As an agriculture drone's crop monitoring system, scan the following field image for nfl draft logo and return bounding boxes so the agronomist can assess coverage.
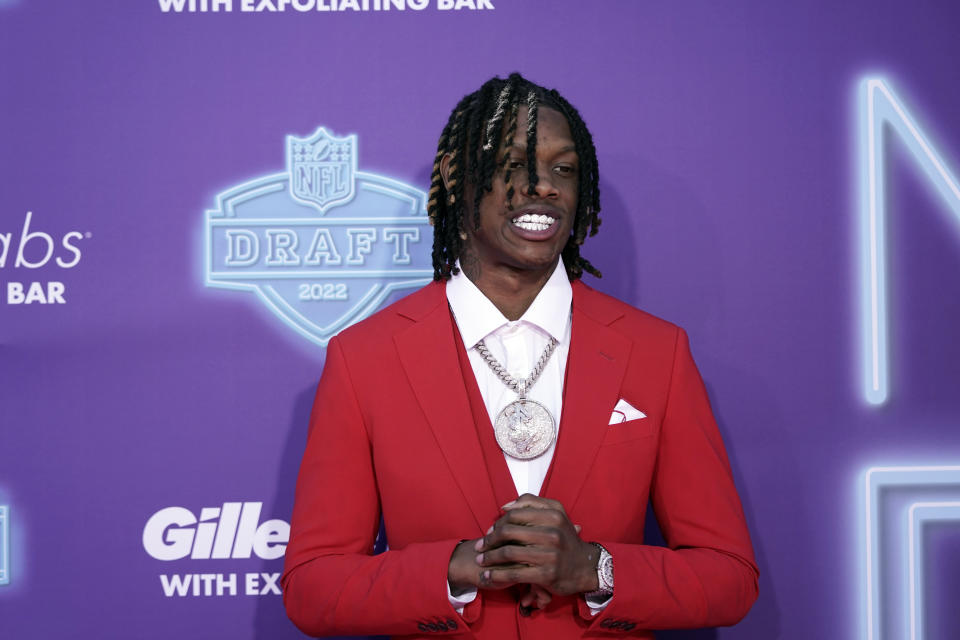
[203,127,432,347]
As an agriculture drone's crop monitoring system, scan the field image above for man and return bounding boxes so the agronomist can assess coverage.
[282,73,758,639]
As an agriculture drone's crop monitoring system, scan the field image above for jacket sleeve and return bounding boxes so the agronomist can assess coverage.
[281,336,466,637]
[585,328,759,631]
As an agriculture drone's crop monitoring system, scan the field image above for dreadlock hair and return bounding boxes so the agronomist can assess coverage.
[428,72,602,282]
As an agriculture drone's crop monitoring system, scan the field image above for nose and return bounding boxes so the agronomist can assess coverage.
[522,166,559,200]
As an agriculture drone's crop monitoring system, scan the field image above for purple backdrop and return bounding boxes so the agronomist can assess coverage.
[2,1,959,638]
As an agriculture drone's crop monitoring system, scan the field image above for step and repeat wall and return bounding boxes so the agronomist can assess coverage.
[2,2,959,638]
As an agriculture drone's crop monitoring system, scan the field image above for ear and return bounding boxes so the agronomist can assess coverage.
[440,153,453,191]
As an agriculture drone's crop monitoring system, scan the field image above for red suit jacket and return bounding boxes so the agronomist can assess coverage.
[282,280,758,639]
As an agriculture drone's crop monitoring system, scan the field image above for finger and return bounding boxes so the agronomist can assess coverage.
[498,506,569,529]
[518,585,551,610]
[502,494,566,513]
[476,563,528,589]
[478,543,557,567]
[481,523,563,551]
[480,565,548,589]
[533,585,552,609]
[519,589,537,609]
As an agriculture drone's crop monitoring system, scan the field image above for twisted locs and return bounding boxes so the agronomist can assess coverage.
[428,73,602,281]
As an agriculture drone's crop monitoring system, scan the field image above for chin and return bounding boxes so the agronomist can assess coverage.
[511,253,562,271]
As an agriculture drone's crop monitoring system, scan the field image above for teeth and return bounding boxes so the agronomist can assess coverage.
[512,213,556,232]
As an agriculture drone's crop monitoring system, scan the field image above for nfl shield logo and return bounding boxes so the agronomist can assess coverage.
[287,128,358,213]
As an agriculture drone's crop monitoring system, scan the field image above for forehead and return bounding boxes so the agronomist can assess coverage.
[508,105,575,149]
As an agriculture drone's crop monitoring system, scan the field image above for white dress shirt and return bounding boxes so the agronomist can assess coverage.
[444,260,609,614]
[446,259,572,497]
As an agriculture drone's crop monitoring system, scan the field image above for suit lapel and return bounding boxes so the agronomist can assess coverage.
[543,283,631,514]
[394,287,500,534]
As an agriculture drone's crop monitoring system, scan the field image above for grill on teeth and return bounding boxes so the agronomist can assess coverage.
[511,213,555,231]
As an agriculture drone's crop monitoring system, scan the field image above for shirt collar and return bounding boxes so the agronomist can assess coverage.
[446,259,573,348]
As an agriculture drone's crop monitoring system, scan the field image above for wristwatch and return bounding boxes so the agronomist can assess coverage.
[586,543,614,597]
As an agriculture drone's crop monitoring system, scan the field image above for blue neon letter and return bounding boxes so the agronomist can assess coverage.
[858,77,960,405]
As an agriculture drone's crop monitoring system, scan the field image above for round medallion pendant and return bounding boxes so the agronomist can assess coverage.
[493,399,556,460]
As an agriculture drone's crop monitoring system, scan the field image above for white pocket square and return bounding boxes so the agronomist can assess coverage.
[608,398,646,424]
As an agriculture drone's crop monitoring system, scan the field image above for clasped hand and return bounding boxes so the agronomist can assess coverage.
[448,494,599,610]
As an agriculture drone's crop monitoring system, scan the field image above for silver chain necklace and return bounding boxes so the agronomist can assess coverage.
[475,337,558,459]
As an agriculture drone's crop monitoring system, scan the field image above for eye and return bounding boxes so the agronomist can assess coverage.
[507,158,525,170]
[554,164,577,177]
